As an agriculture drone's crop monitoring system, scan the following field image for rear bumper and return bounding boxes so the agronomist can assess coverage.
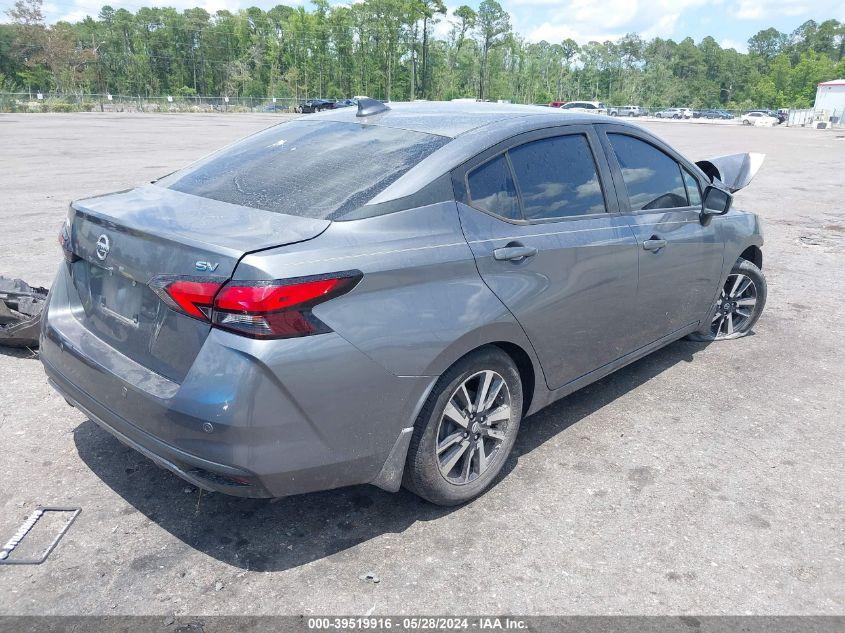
[41,265,433,498]
[44,359,270,497]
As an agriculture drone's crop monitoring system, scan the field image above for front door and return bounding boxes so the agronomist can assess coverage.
[454,126,640,390]
[597,126,725,345]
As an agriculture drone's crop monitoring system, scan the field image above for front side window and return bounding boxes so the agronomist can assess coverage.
[158,120,449,220]
[466,154,521,220]
[682,169,702,206]
[607,133,689,211]
[508,135,606,220]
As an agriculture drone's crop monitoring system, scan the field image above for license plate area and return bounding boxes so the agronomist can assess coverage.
[92,267,142,327]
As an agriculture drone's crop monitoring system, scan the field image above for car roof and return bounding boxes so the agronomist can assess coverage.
[314,100,642,206]
[313,100,614,138]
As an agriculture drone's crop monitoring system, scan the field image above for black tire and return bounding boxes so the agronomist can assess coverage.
[403,347,523,506]
[688,258,767,342]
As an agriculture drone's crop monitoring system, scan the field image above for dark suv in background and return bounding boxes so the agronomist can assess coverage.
[296,99,336,113]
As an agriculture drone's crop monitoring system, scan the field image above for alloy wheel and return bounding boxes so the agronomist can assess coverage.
[711,273,758,338]
[436,370,512,485]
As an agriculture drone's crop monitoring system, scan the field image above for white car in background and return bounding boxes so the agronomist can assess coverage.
[741,111,779,126]
[558,100,608,115]
[610,105,644,117]
[655,107,692,119]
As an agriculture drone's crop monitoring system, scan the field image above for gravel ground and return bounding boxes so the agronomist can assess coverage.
[0,113,842,616]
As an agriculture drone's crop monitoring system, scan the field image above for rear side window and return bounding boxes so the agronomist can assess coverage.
[467,155,521,220]
[509,135,606,220]
[157,120,449,220]
[608,134,689,211]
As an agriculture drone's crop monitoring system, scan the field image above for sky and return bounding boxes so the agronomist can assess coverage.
[3,0,844,53]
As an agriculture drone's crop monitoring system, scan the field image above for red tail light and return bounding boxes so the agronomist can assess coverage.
[58,217,80,263]
[212,273,361,339]
[149,276,225,320]
[149,271,361,340]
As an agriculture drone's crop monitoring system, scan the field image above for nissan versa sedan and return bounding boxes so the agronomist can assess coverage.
[41,100,766,505]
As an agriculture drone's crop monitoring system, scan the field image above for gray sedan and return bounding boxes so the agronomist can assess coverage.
[41,100,766,505]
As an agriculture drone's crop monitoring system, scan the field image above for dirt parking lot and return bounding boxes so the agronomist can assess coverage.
[0,113,842,616]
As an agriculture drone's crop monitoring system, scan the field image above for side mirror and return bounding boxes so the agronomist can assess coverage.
[701,185,732,216]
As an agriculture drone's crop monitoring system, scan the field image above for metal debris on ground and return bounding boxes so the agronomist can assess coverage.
[0,277,49,348]
[0,506,81,565]
[359,572,380,584]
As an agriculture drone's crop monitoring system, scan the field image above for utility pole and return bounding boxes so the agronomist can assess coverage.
[93,35,104,112]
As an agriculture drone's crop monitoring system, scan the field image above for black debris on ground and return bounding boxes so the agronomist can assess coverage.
[0,277,48,348]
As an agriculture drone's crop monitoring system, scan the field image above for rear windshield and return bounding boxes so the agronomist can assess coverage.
[157,120,449,220]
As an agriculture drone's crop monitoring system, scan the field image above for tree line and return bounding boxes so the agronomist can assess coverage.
[1,0,844,109]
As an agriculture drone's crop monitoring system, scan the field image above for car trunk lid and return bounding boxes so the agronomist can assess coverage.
[66,184,329,383]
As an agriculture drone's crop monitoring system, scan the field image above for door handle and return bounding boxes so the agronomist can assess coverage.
[493,244,538,262]
[643,237,667,252]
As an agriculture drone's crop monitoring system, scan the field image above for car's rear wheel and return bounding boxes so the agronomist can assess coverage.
[688,258,767,342]
[404,347,523,505]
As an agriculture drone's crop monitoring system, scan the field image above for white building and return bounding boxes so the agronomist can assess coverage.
[814,79,845,117]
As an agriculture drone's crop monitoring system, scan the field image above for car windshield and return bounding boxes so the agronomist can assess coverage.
[157,120,449,220]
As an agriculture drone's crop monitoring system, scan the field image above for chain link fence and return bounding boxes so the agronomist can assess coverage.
[4,94,842,128]
[0,92,303,113]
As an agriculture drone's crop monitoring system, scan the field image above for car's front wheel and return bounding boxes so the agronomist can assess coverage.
[688,258,767,341]
[404,347,523,505]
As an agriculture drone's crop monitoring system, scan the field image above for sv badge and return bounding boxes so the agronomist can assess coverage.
[195,261,219,272]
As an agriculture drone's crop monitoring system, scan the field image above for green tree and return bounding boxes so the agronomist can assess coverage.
[474,0,510,100]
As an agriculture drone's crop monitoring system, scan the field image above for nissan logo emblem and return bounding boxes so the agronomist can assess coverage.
[95,234,110,261]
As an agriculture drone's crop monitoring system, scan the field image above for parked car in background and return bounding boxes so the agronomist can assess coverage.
[777,108,789,123]
[610,105,643,117]
[741,111,779,126]
[655,107,692,119]
[43,101,767,506]
[297,99,335,113]
[695,109,733,119]
[333,98,358,109]
[557,100,608,115]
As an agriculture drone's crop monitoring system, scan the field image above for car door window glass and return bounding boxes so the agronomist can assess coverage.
[608,133,689,211]
[508,135,606,220]
[466,154,521,220]
[682,169,702,206]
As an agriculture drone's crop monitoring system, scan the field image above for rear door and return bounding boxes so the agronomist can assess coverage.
[454,125,640,390]
[596,125,724,346]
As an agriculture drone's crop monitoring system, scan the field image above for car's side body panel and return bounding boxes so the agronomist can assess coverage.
[236,202,540,380]
[595,124,725,345]
[449,124,643,390]
[457,204,641,389]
